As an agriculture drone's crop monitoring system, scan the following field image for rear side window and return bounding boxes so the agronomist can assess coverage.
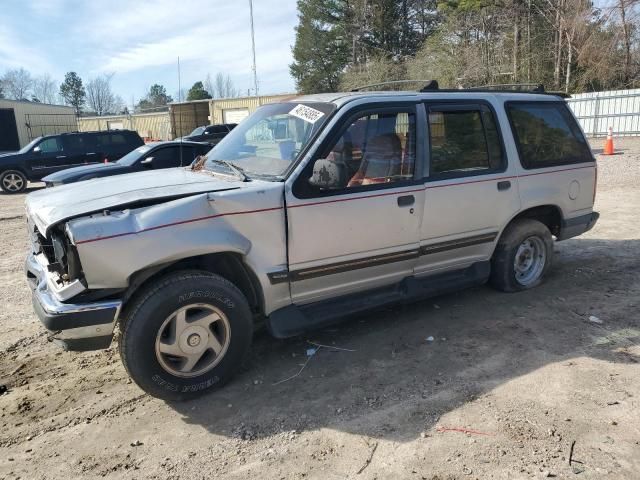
[506,102,592,168]
[97,133,129,145]
[63,134,95,152]
[109,133,127,144]
[428,106,504,178]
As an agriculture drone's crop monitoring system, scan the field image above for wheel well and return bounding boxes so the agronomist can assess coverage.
[124,253,264,315]
[509,205,563,237]
[0,167,28,177]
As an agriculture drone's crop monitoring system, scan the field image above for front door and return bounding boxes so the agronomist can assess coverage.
[27,137,68,179]
[415,101,521,276]
[285,105,425,304]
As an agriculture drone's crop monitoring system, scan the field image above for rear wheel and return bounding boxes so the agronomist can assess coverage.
[0,170,27,193]
[119,271,253,400]
[490,219,553,292]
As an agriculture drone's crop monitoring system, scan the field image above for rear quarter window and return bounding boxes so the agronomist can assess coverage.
[506,102,592,169]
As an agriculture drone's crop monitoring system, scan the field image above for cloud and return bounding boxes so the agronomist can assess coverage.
[1,0,298,97]
[0,25,58,73]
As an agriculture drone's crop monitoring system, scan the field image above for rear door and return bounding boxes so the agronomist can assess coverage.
[415,101,520,276]
[95,132,137,161]
[62,133,99,166]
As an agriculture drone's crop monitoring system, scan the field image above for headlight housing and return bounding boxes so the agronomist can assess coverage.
[47,229,82,283]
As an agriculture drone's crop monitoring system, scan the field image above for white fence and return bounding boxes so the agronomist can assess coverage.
[567,88,640,137]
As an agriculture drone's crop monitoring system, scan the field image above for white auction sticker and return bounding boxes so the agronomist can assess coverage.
[289,104,325,124]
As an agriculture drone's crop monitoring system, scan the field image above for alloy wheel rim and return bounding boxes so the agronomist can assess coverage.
[513,236,546,286]
[2,173,24,192]
[155,303,231,378]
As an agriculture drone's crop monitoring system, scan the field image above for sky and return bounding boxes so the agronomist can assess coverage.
[0,0,299,106]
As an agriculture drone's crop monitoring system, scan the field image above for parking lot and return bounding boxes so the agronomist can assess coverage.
[1,138,639,479]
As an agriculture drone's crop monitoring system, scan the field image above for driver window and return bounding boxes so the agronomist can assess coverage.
[323,110,416,189]
[37,138,63,154]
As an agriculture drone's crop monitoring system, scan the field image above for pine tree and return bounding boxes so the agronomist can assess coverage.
[290,0,351,93]
[186,81,212,101]
[59,72,86,115]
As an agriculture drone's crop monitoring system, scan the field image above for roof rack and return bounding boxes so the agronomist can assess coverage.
[350,80,569,98]
[351,79,439,92]
[467,83,545,92]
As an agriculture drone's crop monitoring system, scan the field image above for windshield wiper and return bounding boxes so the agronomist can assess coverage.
[208,160,250,181]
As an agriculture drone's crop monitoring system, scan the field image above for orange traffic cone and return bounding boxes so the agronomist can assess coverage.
[603,126,615,155]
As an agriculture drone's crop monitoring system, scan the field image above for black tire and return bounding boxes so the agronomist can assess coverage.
[119,271,253,401]
[0,170,28,193]
[489,219,553,292]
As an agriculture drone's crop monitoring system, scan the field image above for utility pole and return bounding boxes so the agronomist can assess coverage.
[249,0,259,96]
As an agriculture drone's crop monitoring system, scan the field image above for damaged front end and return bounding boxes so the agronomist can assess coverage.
[25,215,121,351]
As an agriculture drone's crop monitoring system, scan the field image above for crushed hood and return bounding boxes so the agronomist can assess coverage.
[26,168,246,235]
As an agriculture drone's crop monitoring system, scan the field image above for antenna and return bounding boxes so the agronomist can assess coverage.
[178,56,184,166]
[249,0,259,96]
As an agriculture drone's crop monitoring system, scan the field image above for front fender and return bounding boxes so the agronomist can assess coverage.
[67,193,253,289]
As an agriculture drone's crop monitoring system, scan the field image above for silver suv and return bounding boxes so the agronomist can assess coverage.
[25,84,599,400]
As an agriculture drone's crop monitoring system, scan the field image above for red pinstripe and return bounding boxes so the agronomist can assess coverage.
[75,164,595,244]
[75,206,283,245]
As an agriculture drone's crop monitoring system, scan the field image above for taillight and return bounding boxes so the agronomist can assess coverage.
[593,164,598,204]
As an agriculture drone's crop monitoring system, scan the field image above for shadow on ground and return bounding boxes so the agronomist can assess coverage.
[168,238,640,443]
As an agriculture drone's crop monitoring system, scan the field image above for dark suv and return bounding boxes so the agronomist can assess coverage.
[180,124,236,145]
[0,130,143,193]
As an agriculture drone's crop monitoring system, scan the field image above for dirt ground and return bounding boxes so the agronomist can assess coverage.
[1,138,639,480]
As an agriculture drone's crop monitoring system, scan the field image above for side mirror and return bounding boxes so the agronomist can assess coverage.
[308,158,346,190]
[140,157,154,167]
[32,146,41,154]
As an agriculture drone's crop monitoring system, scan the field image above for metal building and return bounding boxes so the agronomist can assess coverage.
[78,111,171,141]
[0,99,76,150]
[169,93,297,138]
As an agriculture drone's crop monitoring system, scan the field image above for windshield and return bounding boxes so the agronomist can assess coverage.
[189,126,205,136]
[204,102,334,179]
[117,145,152,166]
[19,138,41,154]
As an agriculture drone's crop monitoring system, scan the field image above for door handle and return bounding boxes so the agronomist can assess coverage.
[86,152,96,155]
[397,195,415,207]
[497,181,511,191]
[56,155,67,159]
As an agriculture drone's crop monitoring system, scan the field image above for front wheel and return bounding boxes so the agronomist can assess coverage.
[490,219,553,292]
[119,271,253,400]
[0,170,28,193]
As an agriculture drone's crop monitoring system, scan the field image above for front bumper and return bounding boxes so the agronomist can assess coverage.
[557,211,600,241]
[25,253,121,351]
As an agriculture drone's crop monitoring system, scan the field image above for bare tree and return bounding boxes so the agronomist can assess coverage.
[32,73,57,104]
[214,73,240,98]
[86,74,118,115]
[204,73,216,99]
[2,68,33,100]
